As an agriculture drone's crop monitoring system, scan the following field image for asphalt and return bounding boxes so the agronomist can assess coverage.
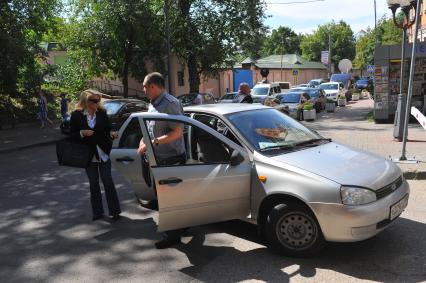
[1,99,425,176]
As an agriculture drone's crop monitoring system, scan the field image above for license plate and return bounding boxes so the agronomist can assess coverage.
[390,194,409,220]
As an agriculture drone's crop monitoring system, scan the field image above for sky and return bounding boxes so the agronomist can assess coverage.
[264,0,390,35]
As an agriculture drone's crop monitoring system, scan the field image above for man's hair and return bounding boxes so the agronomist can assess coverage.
[144,72,165,88]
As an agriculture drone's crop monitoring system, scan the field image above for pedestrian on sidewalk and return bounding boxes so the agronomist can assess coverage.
[37,90,53,128]
[70,90,121,221]
[60,93,70,121]
[137,72,187,249]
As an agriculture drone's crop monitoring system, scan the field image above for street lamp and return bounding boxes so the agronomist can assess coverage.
[387,0,421,162]
[388,0,416,141]
[280,36,290,81]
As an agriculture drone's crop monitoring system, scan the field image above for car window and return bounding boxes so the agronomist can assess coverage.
[143,118,232,166]
[193,114,241,146]
[104,101,126,115]
[226,108,322,154]
[252,87,269,96]
[119,117,143,148]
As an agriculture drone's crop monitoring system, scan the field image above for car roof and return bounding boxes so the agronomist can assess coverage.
[104,98,144,103]
[184,103,267,115]
[321,82,339,85]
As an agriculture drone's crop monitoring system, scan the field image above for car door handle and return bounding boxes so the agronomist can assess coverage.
[159,178,183,185]
[116,156,134,162]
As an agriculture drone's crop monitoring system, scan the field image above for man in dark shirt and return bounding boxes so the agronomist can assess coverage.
[234,82,253,103]
[137,72,187,249]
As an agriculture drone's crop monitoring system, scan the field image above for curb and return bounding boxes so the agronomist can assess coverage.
[0,138,62,155]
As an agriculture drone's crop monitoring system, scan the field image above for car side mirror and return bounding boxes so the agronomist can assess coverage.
[230,150,244,166]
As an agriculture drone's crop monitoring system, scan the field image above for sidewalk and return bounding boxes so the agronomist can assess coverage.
[0,122,64,154]
[305,98,426,177]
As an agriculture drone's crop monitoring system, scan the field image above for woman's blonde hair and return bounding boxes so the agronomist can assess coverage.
[75,90,105,111]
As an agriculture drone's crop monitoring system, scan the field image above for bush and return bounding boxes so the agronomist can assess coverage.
[326,99,335,103]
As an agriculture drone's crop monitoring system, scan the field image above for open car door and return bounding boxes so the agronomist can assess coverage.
[140,113,251,232]
[110,116,156,201]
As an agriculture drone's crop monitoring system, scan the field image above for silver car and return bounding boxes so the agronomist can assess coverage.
[111,104,409,256]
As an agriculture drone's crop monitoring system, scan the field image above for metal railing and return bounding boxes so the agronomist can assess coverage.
[89,80,147,99]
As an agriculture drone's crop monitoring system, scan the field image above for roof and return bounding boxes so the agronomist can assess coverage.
[234,54,327,70]
[184,103,267,116]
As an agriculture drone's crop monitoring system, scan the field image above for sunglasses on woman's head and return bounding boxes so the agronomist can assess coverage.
[88,98,100,103]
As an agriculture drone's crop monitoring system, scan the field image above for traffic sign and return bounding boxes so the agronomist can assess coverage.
[367,65,375,73]
[292,69,299,76]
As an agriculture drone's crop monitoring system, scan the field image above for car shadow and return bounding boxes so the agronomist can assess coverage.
[176,218,426,282]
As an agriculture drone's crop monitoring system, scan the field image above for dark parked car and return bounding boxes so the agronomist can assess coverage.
[60,98,149,135]
[293,88,326,112]
[355,78,372,90]
[252,94,268,104]
[218,92,239,103]
[177,93,216,106]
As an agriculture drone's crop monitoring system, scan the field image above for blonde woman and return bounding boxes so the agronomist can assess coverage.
[70,91,121,221]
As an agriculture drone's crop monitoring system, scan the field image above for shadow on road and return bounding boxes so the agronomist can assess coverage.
[176,219,426,282]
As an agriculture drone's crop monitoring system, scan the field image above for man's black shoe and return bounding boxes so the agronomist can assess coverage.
[155,238,181,249]
[110,214,121,221]
[92,214,104,221]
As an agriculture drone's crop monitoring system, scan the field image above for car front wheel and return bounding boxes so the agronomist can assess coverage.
[265,202,325,257]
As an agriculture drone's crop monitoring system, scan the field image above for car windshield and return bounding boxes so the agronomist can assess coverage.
[305,89,320,98]
[178,94,197,104]
[227,109,325,153]
[319,84,338,90]
[252,87,269,95]
[276,93,301,103]
[310,81,320,86]
[103,101,126,115]
[357,79,368,84]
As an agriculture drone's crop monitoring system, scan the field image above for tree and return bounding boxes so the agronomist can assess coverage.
[261,26,301,56]
[67,0,164,97]
[353,17,402,71]
[300,21,355,67]
[171,0,266,93]
[0,0,60,96]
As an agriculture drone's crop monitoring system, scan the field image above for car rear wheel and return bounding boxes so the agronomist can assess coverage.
[265,202,325,257]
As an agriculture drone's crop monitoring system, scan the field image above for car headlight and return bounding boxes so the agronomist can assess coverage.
[340,186,376,205]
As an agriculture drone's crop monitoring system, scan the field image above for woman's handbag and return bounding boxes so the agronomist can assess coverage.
[56,138,91,168]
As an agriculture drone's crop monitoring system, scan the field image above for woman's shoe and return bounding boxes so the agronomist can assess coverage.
[92,214,104,221]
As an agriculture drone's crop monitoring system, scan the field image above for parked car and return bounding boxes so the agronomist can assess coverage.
[252,82,281,96]
[294,88,326,111]
[275,92,304,118]
[319,82,345,102]
[330,73,352,90]
[111,104,409,256]
[355,78,372,90]
[218,92,239,103]
[252,94,268,104]
[309,79,327,88]
[60,98,148,135]
[277,81,292,92]
[177,93,216,107]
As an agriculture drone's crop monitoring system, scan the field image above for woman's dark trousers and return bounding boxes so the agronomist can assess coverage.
[85,160,121,216]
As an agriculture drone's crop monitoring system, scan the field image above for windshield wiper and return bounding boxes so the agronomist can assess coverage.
[293,138,332,147]
[260,144,294,152]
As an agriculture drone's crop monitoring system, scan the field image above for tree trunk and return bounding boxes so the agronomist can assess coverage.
[178,0,200,93]
[122,30,134,98]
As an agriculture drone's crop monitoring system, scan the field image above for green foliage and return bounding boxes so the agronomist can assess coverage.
[261,26,302,56]
[300,21,355,66]
[326,98,335,103]
[303,103,314,111]
[66,0,164,97]
[353,17,401,70]
[0,0,60,96]
[171,0,266,92]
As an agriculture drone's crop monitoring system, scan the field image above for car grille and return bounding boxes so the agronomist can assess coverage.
[375,176,403,200]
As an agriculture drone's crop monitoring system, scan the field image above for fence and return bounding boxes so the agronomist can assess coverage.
[89,80,147,99]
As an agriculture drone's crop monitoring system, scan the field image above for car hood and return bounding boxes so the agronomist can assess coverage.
[270,142,401,190]
[323,90,339,94]
[281,103,299,109]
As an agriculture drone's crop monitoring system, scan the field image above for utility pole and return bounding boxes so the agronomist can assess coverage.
[328,30,332,78]
[374,0,377,30]
[280,36,284,81]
